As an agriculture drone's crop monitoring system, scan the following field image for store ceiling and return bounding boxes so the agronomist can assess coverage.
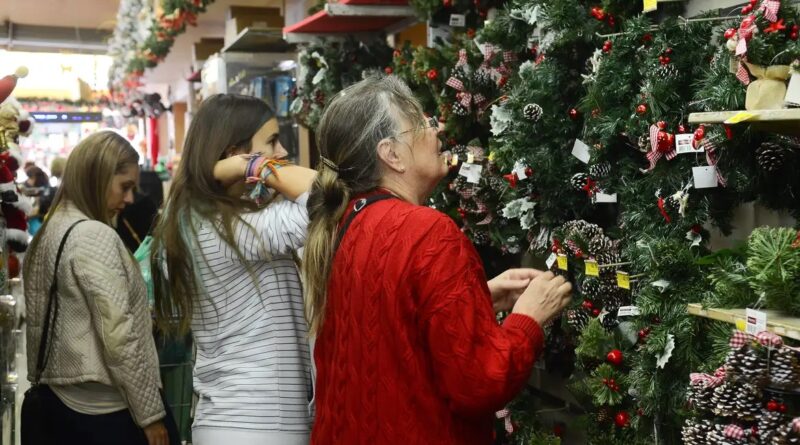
[0,0,120,29]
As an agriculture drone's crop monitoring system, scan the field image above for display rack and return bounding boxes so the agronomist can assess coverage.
[686,303,800,341]
[688,109,800,137]
[283,0,417,43]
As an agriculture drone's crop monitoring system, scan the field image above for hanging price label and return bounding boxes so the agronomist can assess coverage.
[546,253,557,269]
[735,318,747,332]
[585,260,599,277]
[467,153,475,164]
[745,308,767,336]
[724,111,757,124]
[617,271,630,290]
[643,0,657,12]
[557,254,568,271]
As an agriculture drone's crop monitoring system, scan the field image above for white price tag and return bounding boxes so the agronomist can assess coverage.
[449,14,466,27]
[745,308,767,336]
[427,23,453,48]
[571,139,591,164]
[785,73,800,107]
[675,133,703,154]
[458,163,483,184]
[595,192,618,203]
[617,306,641,317]
[513,161,528,180]
[546,253,557,269]
[693,166,718,189]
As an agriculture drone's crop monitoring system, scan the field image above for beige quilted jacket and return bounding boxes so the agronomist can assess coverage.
[25,204,165,427]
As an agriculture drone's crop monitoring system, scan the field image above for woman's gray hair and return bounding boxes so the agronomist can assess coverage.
[303,74,424,335]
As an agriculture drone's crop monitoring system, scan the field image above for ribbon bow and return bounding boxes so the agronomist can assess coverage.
[647,124,677,170]
[756,331,783,348]
[735,16,758,85]
[730,330,753,348]
[700,136,727,187]
[724,424,747,440]
[759,0,780,23]
[445,49,487,114]
[495,409,514,433]
[582,177,598,197]
[689,372,724,388]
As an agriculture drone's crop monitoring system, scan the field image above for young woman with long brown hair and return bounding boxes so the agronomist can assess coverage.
[23,131,177,445]
[151,94,315,445]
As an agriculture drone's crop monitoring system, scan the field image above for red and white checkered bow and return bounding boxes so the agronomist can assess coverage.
[496,409,514,433]
[730,330,753,348]
[690,372,724,388]
[792,418,800,434]
[647,124,677,171]
[724,424,747,440]
[756,331,783,348]
[701,137,727,187]
[759,0,780,23]
[455,49,468,69]
[735,16,758,85]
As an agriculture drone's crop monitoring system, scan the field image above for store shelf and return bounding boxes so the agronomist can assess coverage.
[222,27,293,53]
[688,109,800,137]
[283,0,417,43]
[687,303,800,341]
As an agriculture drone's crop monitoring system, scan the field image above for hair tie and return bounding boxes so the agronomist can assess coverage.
[320,156,340,173]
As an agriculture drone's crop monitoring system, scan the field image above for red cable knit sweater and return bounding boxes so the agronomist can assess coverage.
[311,196,544,445]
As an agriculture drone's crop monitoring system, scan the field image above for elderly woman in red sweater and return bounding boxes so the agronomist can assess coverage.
[302,75,572,445]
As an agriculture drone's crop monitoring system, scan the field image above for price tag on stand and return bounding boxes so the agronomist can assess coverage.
[745,308,767,336]
[557,254,568,271]
[449,14,466,27]
[643,0,658,12]
[617,271,630,290]
[585,260,599,277]
[617,306,641,317]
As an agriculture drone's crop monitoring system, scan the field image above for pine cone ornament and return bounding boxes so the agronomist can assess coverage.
[770,348,800,388]
[725,348,748,378]
[588,235,613,256]
[581,223,603,241]
[760,409,788,443]
[596,250,621,268]
[523,103,543,122]
[600,313,620,331]
[488,175,506,192]
[571,173,590,191]
[582,278,601,300]
[567,309,590,330]
[664,195,680,213]
[452,102,469,116]
[687,381,716,413]
[638,134,650,152]
[682,418,713,445]
[741,348,769,385]
[756,142,789,173]
[471,230,490,246]
[735,383,762,421]
[773,421,800,445]
[473,68,492,86]
[589,162,611,178]
[713,382,739,417]
[655,64,678,79]
[597,406,612,424]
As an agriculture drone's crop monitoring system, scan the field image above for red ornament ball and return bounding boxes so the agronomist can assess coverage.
[665,47,673,55]
[607,349,624,366]
[525,167,533,177]
[607,15,616,28]
[638,327,651,341]
[590,6,606,21]
[602,40,612,53]
[443,0,452,7]
[694,126,706,141]
[749,0,757,5]
[642,33,653,43]
[791,32,799,41]
[793,25,799,32]
[582,300,594,310]
[742,4,753,14]
[780,403,788,413]
[657,120,667,129]
[768,400,780,412]
[615,411,631,428]
[426,69,439,81]
[384,66,394,74]
[636,104,647,115]
[659,56,671,65]
[569,108,580,120]
[724,28,737,39]
[592,309,601,317]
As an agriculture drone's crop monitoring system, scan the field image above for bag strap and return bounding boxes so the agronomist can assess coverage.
[333,194,395,254]
[33,219,87,384]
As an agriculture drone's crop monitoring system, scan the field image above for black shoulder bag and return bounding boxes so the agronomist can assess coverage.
[21,219,85,444]
[333,194,396,253]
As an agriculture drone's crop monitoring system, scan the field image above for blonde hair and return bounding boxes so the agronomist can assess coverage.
[24,131,139,275]
[302,75,424,335]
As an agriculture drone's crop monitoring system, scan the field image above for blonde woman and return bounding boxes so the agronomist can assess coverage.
[22,131,177,445]
[151,94,316,445]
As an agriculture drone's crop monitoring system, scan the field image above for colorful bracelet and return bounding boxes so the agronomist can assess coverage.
[246,158,291,206]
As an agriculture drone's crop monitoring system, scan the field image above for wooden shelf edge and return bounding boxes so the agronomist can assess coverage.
[688,109,800,124]
[687,303,800,341]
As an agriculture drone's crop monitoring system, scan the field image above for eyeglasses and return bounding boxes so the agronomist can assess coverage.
[391,116,440,139]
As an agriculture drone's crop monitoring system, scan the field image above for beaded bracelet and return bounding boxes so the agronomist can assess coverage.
[245,157,291,206]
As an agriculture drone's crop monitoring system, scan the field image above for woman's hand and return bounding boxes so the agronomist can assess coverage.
[511,271,572,326]
[143,420,168,445]
[487,268,543,313]
[213,154,250,187]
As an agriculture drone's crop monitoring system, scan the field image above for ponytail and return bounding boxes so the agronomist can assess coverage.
[301,74,425,335]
